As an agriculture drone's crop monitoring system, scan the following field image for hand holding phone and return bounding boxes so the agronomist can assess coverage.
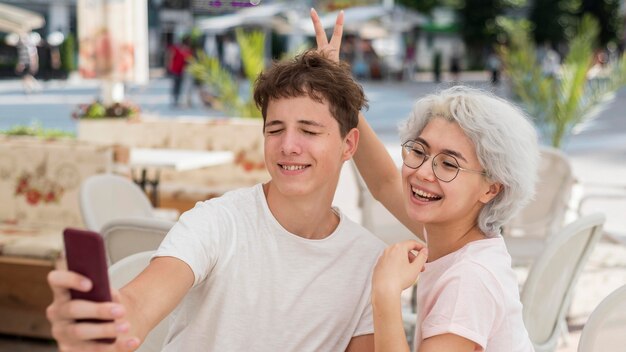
[63,227,116,343]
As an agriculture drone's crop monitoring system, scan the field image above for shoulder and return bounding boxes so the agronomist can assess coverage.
[177,185,260,228]
[441,239,514,301]
[337,211,387,251]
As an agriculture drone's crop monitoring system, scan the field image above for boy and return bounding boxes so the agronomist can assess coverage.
[47,49,384,351]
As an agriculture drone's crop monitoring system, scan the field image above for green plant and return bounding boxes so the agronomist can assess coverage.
[0,122,75,139]
[60,32,76,72]
[497,15,626,148]
[72,100,140,119]
[188,29,265,118]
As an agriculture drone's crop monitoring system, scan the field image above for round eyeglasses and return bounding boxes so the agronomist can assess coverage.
[401,140,488,182]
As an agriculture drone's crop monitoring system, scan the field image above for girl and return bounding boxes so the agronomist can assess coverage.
[310,9,538,352]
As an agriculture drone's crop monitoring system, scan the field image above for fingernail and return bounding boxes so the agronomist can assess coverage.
[116,322,129,333]
[127,338,140,348]
[80,279,91,290]
[111,306,123,317]
[422,248,429,256]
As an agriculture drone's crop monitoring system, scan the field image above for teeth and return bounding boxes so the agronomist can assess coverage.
[412,187,440,200]
[281,164,307,171]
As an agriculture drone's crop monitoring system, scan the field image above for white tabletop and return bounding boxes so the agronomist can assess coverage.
[129,148,234,172]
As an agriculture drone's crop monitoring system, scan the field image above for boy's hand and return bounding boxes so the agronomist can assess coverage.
[47,269,141,351]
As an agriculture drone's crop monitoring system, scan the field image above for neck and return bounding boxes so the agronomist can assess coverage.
[263,182,339,239]
[425,221,486,261]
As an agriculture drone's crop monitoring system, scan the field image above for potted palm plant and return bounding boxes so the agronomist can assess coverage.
[497,15,626,148]
[187,28,265,119]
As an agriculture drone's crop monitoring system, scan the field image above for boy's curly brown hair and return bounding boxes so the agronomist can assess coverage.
[253,50,368,137]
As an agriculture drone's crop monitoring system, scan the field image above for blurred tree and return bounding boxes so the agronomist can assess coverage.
[529,0,579,46]
[188,29,265,118]
[579,0,622,46]
[498,15,626,148]
[396,0,440,14]
[399,0,525,68]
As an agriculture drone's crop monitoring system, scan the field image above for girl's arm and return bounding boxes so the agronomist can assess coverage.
[372,241,428,351]
[418,334,476,352]
[353,113,425,240]
[309,8,423,240]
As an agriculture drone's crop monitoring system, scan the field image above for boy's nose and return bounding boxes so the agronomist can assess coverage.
[280,132,302,155]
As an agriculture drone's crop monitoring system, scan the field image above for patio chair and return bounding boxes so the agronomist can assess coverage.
[109,251,171,352]
[80,174,178,232]
[349,162,416,245]
[521,213,605,352]
[80,174,154,231]
[503,146,576,266]
[101,217,175,265]
[577,284,626,352]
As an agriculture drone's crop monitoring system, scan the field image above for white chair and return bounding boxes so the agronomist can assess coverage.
[101,217,175,265]
[80,174,155,231]
[521,213,605,352]
[504,147,576,265]
[349,162,416,245]
[577,284,626,352]
[109,251,171,352]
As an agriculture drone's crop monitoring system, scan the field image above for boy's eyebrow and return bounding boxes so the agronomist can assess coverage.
[415,137,468,162]
[298,120,326,128]
[265,119,326,128]
[265,120,284,128]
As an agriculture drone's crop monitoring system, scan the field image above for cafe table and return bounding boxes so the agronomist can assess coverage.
[127,148,234,206]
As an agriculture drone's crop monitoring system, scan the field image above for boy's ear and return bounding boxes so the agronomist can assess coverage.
[479,182,502,204]
[342,127,359,161]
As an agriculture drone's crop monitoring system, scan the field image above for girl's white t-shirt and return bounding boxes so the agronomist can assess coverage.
[414,237,534,352]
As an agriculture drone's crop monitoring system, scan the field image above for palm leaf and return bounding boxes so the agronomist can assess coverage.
[498,15,626,148]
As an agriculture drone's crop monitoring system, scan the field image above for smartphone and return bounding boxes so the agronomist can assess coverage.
[63,227,116,344]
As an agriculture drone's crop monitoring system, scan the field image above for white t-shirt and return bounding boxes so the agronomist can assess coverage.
[413,237,534,352]
[154,184,386,351]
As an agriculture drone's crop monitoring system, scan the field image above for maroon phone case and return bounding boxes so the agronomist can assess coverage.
[63,227,115,343]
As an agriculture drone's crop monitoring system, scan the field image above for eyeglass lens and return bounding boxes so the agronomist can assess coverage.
[402,142,461,182]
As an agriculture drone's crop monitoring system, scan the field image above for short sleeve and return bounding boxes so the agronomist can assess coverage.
[153,201,232,286]
[420,263,504,349]
[353,284,375,336]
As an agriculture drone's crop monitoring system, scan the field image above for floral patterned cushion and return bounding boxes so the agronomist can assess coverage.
[78,118,270,199]
[0,136,113,259]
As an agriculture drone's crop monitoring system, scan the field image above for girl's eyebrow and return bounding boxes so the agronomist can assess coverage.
[415,137,468,162]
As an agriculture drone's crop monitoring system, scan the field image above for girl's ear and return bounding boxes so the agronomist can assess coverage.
[479,182,502,204]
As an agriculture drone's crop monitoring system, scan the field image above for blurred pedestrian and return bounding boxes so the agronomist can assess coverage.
[450,54,461,82]
[166,35,193,107]
[540,43,560,78]
[487,52,501,85]
[16,33,41,93]
[222,35,241,77]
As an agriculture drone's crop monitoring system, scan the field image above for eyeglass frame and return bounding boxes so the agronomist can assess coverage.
[401,140,488,182]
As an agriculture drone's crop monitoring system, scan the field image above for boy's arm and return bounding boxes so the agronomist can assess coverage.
[47,256,194,351]
[118,257,194,342]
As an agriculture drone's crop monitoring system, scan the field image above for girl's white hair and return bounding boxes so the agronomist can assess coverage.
[399,86,540,237]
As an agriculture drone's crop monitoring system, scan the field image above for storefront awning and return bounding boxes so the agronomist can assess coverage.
[0,3,45,34]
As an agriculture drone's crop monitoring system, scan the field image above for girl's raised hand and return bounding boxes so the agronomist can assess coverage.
[310,8,344,63]
[373,240,428,295]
